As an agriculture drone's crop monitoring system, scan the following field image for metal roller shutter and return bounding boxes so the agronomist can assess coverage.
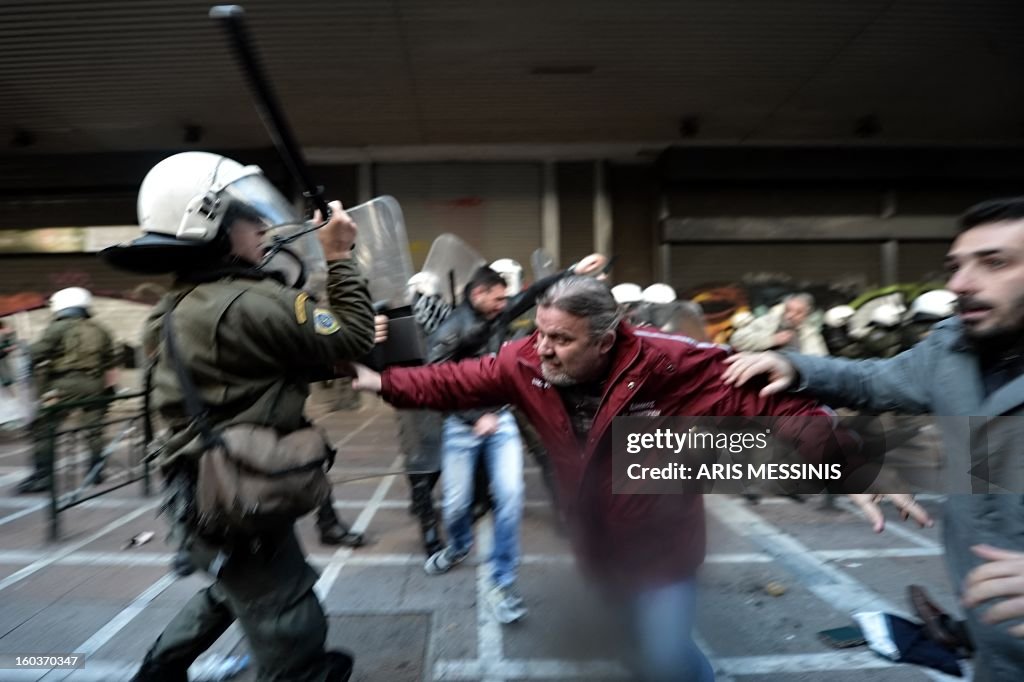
[898,241,951,283]
[667,242,884,294]
[375,163,542,272]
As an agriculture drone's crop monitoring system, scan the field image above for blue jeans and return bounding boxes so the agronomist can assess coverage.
[440,410,524,587]
[623,579,715,682]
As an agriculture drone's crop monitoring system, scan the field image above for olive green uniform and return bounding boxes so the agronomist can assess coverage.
[137,259,374,682]
[28,314,115,481]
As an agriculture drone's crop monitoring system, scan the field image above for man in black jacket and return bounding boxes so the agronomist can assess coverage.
[423,255,604,625]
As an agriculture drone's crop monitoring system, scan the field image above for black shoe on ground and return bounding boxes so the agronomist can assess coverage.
[16,474,51,494]
[319,524,369,548]
[421,524,444,558]
[909,584,973,653]
[171,548,195,578]
[129,659,188,682]
[325,650,355,682]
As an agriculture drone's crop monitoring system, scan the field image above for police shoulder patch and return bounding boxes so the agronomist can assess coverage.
[313,308,341,335]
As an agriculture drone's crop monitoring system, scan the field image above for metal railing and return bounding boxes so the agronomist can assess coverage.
[39,387,154,541]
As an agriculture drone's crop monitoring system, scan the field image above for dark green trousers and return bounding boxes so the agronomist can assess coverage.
[30,373,107,476]
[141,523,330,681]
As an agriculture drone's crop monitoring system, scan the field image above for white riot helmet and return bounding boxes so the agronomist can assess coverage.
[490,259,523,297]
[823,305,855,328]
[407,271,442,299]
[136,151,300,242]
[909,289,956,322]
[611,283,643,305]
[869,303,905,328]
[103,152,319,285]
[50,287,92,315]
[642,283,677,305]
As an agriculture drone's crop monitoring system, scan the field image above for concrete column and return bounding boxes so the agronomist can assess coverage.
[357,162,373,205]
[541,160,560,265]
[882,239,899,285]
[593,160,612,258]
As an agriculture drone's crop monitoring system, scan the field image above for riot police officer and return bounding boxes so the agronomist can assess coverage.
[902,289,956,350]
[17,287,115,493]
[860,303,906,359]
[103,151,375,682]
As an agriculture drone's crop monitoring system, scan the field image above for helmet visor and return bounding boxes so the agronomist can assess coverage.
[222,173,302,231]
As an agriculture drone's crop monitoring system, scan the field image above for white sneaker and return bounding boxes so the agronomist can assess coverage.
[487,583,527,624]
[424,546,469,575]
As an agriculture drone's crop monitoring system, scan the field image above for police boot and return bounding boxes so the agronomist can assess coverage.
[316,496,369,547]
[409,474,443,557]
[87,454,105,485]
[171,547,195,578]
[325,650,355,682]
[319,523,368,548]
[16,472,51,494]
[129,656,188,682]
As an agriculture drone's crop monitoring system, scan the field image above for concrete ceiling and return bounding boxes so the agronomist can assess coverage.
[2,0,1023,156]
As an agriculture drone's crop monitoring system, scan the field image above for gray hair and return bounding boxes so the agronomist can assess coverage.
[537,276,622,338]
[783,292,815,309]
[677,300,704,318]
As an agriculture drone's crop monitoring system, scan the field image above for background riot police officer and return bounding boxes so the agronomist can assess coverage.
[17,287,115,494]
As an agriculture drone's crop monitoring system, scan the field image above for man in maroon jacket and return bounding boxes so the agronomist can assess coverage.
[352,276,927,681]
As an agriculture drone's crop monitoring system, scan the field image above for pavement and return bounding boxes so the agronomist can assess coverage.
[0,395,972,681]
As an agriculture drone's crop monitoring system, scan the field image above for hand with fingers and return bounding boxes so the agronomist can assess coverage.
[847,493,934,533]
[350,362,382,393]
[721,351,798,398]
[314,200,358,260]
[963,544,1024,638]
[771,330,796,347]
[572,253,608,277]
[472,413,500,437]
[373,314,389,344]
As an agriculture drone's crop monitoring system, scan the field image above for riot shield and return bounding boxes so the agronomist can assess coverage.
[351,196,415,306]
[348,196,424,367]
[530,248,557,281]
[0,340,34,429]
[420,233,488,307]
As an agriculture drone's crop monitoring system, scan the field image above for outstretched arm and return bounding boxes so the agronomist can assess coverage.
[501,253,608,323]
[722,345,933,414]
[353,353,517,413]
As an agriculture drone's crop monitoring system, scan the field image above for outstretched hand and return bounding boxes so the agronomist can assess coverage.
[350,363,382,393]
[573,253,608,276]
[722,351,798,398]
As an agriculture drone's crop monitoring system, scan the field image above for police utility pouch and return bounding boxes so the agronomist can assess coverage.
[161,308,330,535]
[196,424,331,534]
